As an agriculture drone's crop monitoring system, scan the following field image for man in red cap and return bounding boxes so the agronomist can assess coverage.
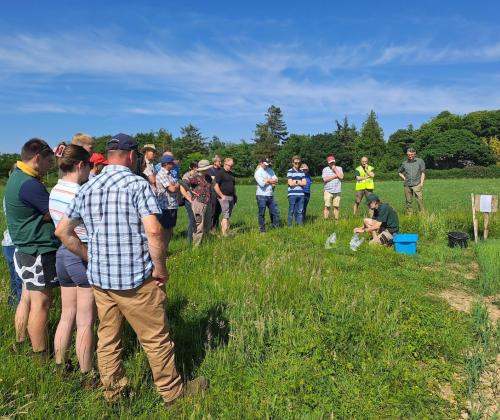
[89,153,108,179]
[322,155,344,220]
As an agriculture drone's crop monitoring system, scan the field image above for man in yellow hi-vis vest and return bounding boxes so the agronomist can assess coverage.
[353,156,375,215]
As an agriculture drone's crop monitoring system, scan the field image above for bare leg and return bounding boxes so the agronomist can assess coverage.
[28,289,52,352]
[323,207,330,220]
[353,202,359,215]
[54,287,77,364]
[15,286,30,343]
[333,206,340,221]
[75,287,96,373]
[221,218,230,236]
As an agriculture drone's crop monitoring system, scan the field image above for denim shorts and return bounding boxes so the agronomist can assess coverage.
[56,246,90,288]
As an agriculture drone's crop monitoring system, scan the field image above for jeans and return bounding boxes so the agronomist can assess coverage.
[256,195,280,231]
[2,245,22,306]
[303,192,311,221]
[287,195,304,226]
[184,201,196,243]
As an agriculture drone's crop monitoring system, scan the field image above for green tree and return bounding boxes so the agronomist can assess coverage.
[356,110,386,163]
[175,124,208,159]
[422,129,496,169]
[0,153,20,178]
[253,105,288,160]
[334,117,358,171]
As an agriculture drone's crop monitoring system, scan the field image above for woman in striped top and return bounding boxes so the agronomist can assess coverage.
[49,144,95,376]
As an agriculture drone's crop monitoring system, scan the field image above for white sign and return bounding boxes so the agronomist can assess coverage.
[479,195,493,213]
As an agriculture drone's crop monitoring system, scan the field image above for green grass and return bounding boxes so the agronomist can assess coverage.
[0,179,499,418]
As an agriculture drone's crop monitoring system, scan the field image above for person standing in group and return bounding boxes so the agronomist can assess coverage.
[353,156,375,216]
[49,144,96,376]
[89,153,107,179]
[399,147,425,214]
[208,155,223,231]
[155,151,180,181]
[300,163,312,221]
[55,133,208,404]
[156,155,180,253]
[322,155,344,221]
[186,160,214,246]
[2,165,22,307]
[4,139,59,355]
[254,157,280,232]
[179,161,198,244]
[353,194,399,246]
[142,144,158,192]
[71,133,95,154]
[214,158,236,237]
[287,155,306,226]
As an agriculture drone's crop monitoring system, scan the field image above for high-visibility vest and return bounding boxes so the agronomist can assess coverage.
[355,165,374,190]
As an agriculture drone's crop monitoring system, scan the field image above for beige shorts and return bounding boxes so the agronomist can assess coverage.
[324,191,341,208]
[218,196,234,219]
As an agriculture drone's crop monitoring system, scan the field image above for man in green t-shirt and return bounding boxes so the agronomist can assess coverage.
[4,138,58,355]
[353,193,399,246]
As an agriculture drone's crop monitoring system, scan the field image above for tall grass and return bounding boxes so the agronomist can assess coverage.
[0,179,498,418]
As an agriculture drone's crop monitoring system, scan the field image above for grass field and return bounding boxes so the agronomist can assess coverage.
[0,179,499,418]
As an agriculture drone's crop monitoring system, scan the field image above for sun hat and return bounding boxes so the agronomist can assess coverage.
[142,144,157,152]
[197,159,213,172]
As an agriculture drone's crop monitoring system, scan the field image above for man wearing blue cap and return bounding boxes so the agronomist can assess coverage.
[156,154,180,252]
[55,133,207,404]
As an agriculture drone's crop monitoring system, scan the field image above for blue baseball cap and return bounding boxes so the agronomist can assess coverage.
[106,133,139,151]
[161,155,176,165]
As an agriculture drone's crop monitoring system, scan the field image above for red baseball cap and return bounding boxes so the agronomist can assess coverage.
[326,155,336,163]
[90,153,108,165]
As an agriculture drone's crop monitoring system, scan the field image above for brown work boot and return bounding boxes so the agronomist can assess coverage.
[103,377,130,403]
[165,377,209,407]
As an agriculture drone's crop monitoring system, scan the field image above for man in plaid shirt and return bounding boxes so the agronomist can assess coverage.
[156,155,179,253]
[55,133,207,405]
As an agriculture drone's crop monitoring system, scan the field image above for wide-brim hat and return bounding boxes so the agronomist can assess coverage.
[197,159,213,172]
[142,143,157,152]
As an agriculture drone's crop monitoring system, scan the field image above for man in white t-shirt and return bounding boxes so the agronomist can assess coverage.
[322,155,344,220]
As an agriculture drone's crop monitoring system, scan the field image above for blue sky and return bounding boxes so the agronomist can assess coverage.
[1,0,499,153]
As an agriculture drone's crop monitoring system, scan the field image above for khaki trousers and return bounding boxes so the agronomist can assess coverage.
[192,200,210,246]
[404,184,424,213]
[93,279,183,403]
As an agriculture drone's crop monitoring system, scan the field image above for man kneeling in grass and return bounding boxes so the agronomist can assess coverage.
[353,193,399,246]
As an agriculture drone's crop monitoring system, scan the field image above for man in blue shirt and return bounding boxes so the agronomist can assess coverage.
[287,155,307,226]
[56,133,207,405]
[254,157,280,232]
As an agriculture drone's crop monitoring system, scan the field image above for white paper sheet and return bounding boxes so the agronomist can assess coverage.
[479,195,492,213]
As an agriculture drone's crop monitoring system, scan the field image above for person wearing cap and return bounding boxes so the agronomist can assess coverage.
[254,157,280,232]
[399,148,425,213]
[353,193,399,246]
[179,161,199,243]
[89,153,108,179]
[287,155,307,226]
[322,155,344,220]
[214,158,236,236]
[156,155,180,252]
[55,133,207,404]
[155,151,180,181]
[300,163,312,221]
[142,144,158,191]
[4,138,58,356]
[353,156,375,215]
[185,160,214,246]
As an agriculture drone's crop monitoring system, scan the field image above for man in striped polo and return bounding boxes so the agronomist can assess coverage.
[287,155,307,226]
[55,133,207,405]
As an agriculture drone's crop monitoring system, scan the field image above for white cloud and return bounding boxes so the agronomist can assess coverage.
[0,32,499,121]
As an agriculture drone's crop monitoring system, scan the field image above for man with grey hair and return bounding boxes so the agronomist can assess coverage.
[214,158,236,236]
[398,148,425,213]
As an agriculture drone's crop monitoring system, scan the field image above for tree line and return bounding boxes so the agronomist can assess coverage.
[1,108,499,178]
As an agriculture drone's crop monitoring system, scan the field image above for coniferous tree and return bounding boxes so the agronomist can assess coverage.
[356,110,386,163]
[253,105,288,159]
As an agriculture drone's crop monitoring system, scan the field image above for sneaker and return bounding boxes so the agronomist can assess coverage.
[165,377,209,407]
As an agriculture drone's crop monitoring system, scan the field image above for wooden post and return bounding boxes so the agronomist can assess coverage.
[471,193,479,243]
[483,213,490,240]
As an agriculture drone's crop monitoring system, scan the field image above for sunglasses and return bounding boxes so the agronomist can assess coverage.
[293,161,301,164]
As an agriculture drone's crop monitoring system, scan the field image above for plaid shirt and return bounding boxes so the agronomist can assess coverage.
[66,165,161,290]
[156,167,178,209]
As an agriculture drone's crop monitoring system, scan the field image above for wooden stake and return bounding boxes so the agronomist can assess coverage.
[483,213,490,240]
[471,193,479,243]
